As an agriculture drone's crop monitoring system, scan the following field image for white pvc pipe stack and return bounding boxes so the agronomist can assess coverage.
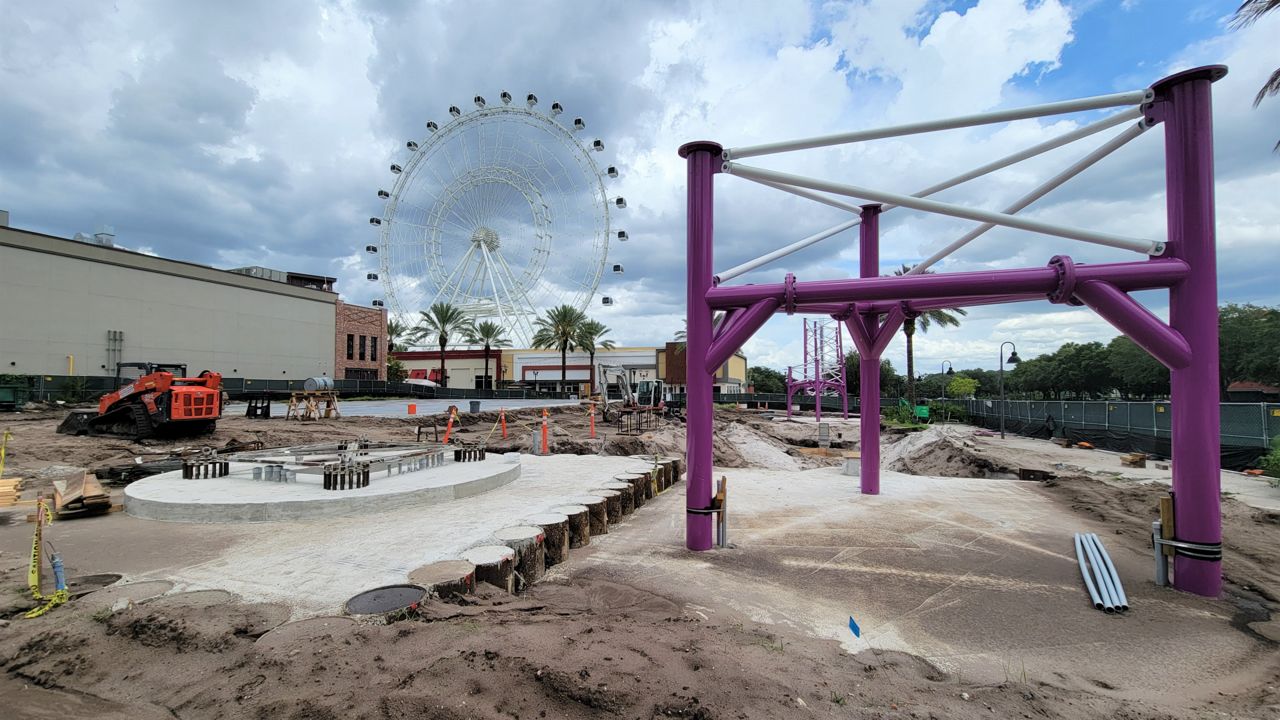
[1074,532,1129,613]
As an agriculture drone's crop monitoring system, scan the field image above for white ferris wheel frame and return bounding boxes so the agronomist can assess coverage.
[375,98,616,347]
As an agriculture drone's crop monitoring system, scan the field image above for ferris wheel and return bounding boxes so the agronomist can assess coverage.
[367,91,624,347]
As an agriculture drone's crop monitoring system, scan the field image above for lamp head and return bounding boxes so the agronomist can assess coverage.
[1007,351,1021,364]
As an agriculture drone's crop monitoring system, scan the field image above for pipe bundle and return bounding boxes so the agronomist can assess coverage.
[1074,532,1129,613]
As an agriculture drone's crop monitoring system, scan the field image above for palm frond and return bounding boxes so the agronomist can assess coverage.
[1230,0,1280,30]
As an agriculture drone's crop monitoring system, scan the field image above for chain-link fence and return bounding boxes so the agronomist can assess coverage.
[960,398,1278,449]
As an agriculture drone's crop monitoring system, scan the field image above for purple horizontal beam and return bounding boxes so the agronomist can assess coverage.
[857,293,1043,314]
[1074,280,1192,369]
[705,298,779,373]
[705,259,1188,309]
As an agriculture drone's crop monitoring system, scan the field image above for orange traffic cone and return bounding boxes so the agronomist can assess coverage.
[442,407,458,444]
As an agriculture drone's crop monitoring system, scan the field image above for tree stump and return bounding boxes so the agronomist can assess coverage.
[589,488,623,524]
[629,467,659,500]
[407,560,476,599]
[614,473,646,509]
[461,545,516,594]
[525,512,570,566]
[569,494,608,536]
[551,504,591,548]
[493,525,546,591]
[595,480,634,515]
[662,456,683,483]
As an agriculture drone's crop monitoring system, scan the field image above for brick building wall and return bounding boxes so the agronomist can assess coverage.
[334,300,387,380]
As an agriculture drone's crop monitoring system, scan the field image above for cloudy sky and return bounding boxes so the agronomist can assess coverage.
[2,0,1277,373]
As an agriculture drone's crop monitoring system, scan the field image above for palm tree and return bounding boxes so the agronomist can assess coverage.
[1232,1,1280,149]
[386,317,409,353]
[465,320,511,391]
[576,319,616,390]
[531,304,587,392]
[893,264,967,407]
[411,303,473,388]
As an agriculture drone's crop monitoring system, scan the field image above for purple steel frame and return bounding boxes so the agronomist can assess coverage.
[680,66,1226,597]
[785,318,849,421]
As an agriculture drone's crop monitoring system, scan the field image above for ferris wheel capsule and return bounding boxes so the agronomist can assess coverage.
[612,197,627,209]
[607,166,618,178]
[601,296,615,306]
[406,141,419,151]
[377,189,390,199]
[449,105,461,117]
[617,230,628,241]
[550,102,563,115]
[573,118,585,131]
[474,96,486,109]
[369,217,382,226]
[526,93,538,107]
[500,91,512,104]
[591,139,604,152]
[390,164,402,174]
[426,121,438,132]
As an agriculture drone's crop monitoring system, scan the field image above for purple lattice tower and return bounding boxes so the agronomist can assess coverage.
[785,318,848,421]
[680,66,1226,598]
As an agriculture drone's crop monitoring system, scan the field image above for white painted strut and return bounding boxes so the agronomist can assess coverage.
[713,108,1144,282]
[726,88,1152,160]
[909,121,1153,273]
[724,162,1163,256]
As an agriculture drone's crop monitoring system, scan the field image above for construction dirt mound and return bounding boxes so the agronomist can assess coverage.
[884,426,1019,479]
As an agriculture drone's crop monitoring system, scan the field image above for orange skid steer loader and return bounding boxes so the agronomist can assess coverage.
[57,362,222,440]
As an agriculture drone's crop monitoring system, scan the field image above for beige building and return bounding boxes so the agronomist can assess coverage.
[393,345,747,394]
[0,222,338,378]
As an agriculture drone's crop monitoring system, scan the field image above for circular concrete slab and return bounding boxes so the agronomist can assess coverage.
[66,573,122,598]
[568,494,606,506]
[343,584,427,617]
[526,511,569,526]
[125,455,522,523]
[144,589,236,610]
[77,580,174,611]
[493,525,544,543]
[408,560,476,598]
[550,504,589,516]
[255,616,356,654]
[461,545,515,565]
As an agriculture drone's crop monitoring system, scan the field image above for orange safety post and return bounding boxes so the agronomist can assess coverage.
[540,408,549,455]
[408,403,417,415]
[500,408,508,439]
[588,403,596,439]
[442,407,458,444]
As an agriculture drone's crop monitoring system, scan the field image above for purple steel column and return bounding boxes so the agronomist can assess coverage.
[680,140,722,551]
[859,204,882,494]
[813,321,823,423]
[1155,66,1226,596]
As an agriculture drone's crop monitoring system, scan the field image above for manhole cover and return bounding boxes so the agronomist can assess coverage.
[344,584,426,616]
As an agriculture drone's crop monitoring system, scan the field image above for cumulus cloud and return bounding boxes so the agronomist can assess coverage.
[1,0,1275,373]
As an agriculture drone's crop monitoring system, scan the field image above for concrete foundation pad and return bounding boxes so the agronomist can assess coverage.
[124,457,521,523]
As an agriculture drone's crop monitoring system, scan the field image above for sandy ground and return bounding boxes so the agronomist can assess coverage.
[1,408,1278,718]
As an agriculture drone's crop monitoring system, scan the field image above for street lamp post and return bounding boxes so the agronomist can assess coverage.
[940,360,954,423]
[998,342,1021,439]
[532,370,540,396]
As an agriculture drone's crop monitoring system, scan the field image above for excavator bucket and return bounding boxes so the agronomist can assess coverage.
[56,410,99,436]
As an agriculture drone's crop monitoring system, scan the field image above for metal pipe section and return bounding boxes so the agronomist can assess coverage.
[725,88,1152,159]
[1088,532,1129,611]
[1074,533,1104,610]
[1152,521,1169,587]
[714,109,1142,283]
[680,140,722,551]
[1159,66,1227,597]
[1073,280,1192,370]
[858,205,882,495]
[724,162,1162,255]
[705,259,1189,309]
[909,122,1151,273]
[705,298,779,373]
